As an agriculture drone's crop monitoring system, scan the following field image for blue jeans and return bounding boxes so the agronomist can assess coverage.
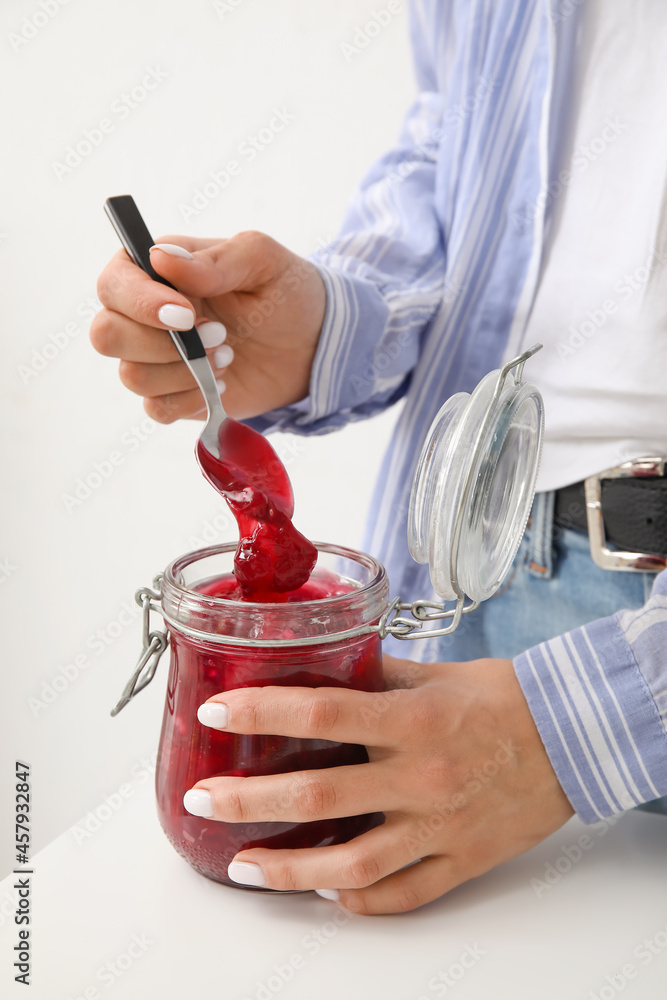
[426,491,667,816]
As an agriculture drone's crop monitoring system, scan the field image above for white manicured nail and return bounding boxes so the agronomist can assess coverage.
[197,321,227,349]
[215,378,226,396]
[158,304,195,331]
[183,789,214,818]
[213,345,234,369]
[315,889,340,902]
[197,703,229,729]
[228,861,266,887]
[150,242,193,259]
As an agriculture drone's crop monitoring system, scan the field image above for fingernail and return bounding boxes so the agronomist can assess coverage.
[228,861,266,887]
[315,889,340,902]
[197,321,227,349]
[158,304,195,331]
[150,242,193,259]
[183,788,214,818]
[213,344,234,369]
[215,378,226,396]
[197,702,229,729]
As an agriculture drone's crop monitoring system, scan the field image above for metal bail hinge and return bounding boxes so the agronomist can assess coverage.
[110,576,168,717]
[377,595,479,641]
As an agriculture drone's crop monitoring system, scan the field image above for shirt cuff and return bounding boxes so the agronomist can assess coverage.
[513,614,667,823]
[246,260,406,437]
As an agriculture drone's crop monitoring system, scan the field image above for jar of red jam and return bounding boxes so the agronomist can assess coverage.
[147,541,388,887]
[113,346,544,889]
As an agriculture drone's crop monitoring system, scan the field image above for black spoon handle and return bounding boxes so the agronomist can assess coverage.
[104,195,206,361]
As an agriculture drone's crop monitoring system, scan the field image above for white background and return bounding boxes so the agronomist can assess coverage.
[0,0,411,872]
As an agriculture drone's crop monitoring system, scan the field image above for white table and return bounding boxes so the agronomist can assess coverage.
[2,780,666,1000]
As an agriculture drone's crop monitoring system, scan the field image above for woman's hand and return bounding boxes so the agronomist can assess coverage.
[184,655,574,914]
[90,231,326,422]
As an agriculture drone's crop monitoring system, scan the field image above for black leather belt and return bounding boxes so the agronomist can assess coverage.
[554,458,667,570]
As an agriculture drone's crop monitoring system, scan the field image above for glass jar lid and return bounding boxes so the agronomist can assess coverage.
[408,346,544,603]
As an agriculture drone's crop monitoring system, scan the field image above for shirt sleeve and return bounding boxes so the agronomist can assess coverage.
[513,569,667,823]
[247,7,447,436]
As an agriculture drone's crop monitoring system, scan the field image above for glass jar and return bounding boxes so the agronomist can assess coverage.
[154,542,388,888]
[115,346,545,890]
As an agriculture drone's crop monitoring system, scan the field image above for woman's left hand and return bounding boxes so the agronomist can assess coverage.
[184,654,574,914]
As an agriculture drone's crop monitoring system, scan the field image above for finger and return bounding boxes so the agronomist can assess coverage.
[186,760,399,824]
[149,230,287,298]
[90,310,181,363]
[90,309,227,364]
[151,233,223,254]
[119,343,232,398]
[96,249,196,330]
[227,815,419,892]
[198,685,411,747]
[332,855,467,915]
[120,359,198,397]
[144,387,211,424]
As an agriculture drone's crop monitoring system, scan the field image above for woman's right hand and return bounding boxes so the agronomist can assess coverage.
[90,231,327,423]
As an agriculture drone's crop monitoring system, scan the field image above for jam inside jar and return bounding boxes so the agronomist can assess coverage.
[155,542,389,888]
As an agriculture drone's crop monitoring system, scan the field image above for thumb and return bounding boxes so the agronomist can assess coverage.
[149,231,287,299]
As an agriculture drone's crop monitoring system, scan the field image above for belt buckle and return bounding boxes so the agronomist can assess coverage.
[584,456,667,572]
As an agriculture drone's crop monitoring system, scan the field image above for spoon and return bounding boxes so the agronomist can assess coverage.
[104,194,314,595]
[104,194,296,519]
[104,195,228,459]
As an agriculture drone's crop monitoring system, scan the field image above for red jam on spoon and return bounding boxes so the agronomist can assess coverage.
[195,418,317,601]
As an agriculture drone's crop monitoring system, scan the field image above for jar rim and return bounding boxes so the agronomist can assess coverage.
[159,542,389,648]
[162,541,386,608]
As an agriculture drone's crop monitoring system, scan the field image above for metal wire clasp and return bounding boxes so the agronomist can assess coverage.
[110,576,168,717]
[377,595,479,640]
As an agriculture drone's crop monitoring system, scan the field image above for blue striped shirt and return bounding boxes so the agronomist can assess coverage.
[250,0,667,820]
